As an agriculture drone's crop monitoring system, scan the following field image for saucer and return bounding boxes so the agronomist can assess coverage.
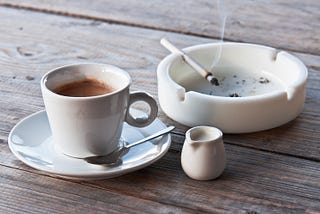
[8,109,171,180]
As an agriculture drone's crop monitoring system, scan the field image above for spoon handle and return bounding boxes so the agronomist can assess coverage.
[126,126,175,148]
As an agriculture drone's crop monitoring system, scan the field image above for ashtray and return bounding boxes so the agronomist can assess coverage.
[157,42,308,133]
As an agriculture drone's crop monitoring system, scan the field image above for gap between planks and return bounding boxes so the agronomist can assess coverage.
[170,132,320,163]
[0,4,318,164]
[0,3,318,57]
[0,159,212,213]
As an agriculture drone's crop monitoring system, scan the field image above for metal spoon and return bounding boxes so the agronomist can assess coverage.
[84,126,175,165]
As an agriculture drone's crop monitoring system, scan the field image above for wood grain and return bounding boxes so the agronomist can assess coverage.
[0,0,319,55]
[1,137,319,213]
[0,4,319,214]
[0,165,188,213]
[0,6,319,161]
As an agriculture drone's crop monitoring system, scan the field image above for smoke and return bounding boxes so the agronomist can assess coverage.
[210,0,229,70]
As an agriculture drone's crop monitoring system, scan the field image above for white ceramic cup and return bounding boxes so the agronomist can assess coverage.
[41,63,158,158]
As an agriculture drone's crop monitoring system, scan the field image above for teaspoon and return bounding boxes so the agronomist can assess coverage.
[85,126,175,165]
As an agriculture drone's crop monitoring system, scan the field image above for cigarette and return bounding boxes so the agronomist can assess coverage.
[160,38,219,86]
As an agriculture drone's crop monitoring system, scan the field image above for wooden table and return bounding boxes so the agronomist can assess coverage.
[0,1,319,213]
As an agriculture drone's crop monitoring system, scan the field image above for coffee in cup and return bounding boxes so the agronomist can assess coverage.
[41,63,158,158]
[53,78,114,97]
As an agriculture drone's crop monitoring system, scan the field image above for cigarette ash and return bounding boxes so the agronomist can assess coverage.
[196,69,277,98]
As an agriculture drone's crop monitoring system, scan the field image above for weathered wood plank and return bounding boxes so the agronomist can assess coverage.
[0,6,319,213]
[0,140,319,213]
[0,7,319,161]
[0,0,319,54]
[0,165,189,213]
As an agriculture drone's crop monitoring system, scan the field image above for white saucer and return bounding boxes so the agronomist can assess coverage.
[8,109,171,180]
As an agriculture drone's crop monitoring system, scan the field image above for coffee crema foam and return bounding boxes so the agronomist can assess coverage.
[53,78,114,97]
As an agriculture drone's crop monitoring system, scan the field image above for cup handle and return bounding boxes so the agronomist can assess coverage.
[125,91,158,127]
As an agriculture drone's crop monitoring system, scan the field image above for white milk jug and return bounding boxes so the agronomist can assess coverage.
[181,126,226,180]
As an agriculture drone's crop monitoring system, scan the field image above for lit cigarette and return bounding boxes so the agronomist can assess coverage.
[160,38,219,86]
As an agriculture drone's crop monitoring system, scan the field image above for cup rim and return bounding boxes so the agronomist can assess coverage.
[186,126,223,144]
[41,63,131,100]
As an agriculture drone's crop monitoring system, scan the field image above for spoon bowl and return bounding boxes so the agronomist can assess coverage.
[85,126,175,165]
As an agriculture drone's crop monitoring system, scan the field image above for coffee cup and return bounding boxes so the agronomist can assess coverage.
[41,63,158,158]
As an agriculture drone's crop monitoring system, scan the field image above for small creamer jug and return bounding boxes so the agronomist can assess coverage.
[181,126,226,180]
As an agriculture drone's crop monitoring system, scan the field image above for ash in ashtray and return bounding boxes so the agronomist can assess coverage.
[184,67,284,97]
[259,77,270,84]
[227,76,271,97]
[229,93,241,97]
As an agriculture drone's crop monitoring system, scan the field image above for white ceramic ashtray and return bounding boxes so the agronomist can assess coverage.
[157,42,308,133]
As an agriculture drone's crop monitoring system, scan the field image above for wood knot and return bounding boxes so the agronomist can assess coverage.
[17,46,34,57]
[26,76,35,81]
